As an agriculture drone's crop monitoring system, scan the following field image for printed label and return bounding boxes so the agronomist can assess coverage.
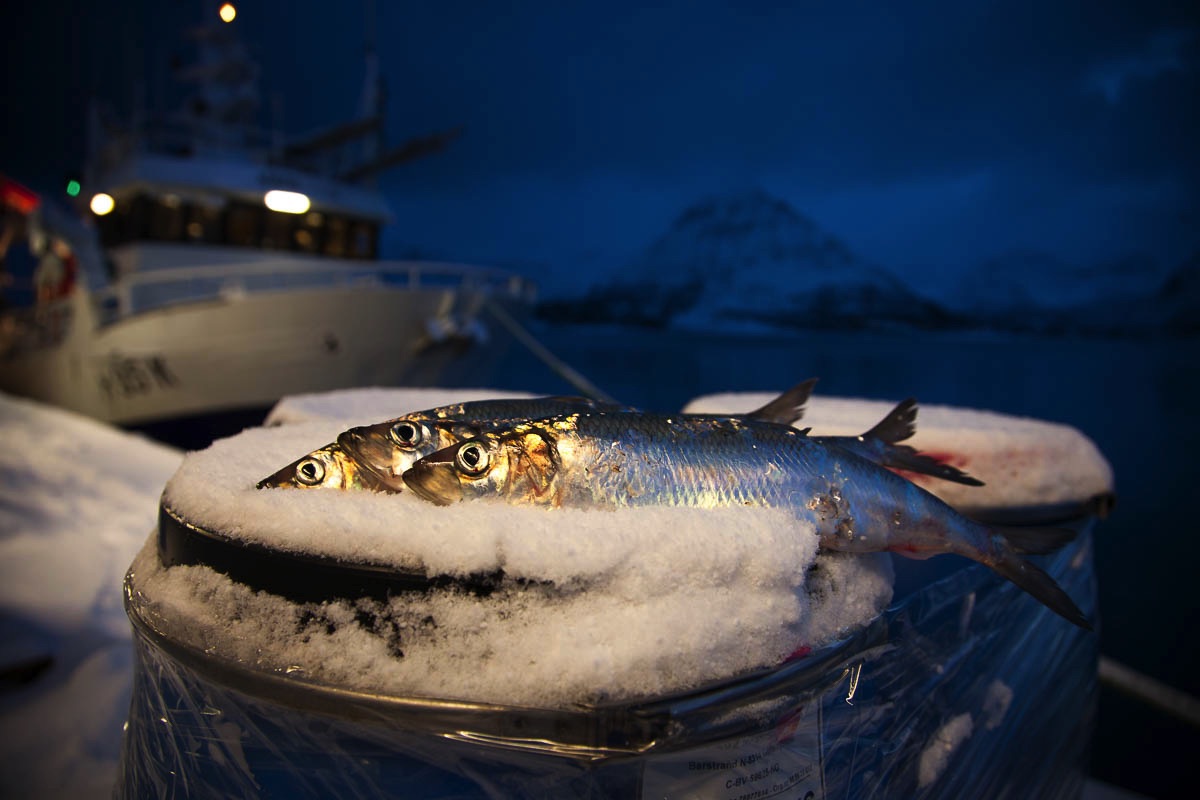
[640,702,823,800]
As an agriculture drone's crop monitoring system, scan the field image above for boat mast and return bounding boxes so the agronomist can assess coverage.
[358,0,384,184]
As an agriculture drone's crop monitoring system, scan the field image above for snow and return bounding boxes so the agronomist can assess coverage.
[684,391,1114,511]
[0,392,182,798]
[590,188,944,330]
[157,390,897,706]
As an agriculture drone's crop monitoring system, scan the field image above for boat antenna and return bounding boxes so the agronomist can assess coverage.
[358,0,384,173]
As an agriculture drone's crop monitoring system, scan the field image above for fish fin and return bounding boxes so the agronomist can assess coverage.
[994,524,1077,555]
[884,444,985,486]
[989,551,1092,630]
[860,398,918,444]
[745,378,817,426]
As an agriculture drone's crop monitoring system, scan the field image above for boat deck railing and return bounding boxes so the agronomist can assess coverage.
[91,259,536,326]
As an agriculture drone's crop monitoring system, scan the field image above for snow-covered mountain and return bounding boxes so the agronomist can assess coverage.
[537,188,1195,336]
[540,189,951,330]
[942,250,1181,335]
[950,250,1163,312]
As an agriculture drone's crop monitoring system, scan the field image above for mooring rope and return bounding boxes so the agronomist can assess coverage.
[1098,655,1200,729]
[483,298,618,405]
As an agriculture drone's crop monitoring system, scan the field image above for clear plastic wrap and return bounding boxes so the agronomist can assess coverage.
[116,518,1098,799]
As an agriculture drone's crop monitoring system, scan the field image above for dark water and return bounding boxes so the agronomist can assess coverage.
[483,323,1199,800]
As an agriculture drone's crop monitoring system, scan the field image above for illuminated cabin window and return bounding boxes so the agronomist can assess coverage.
[323,217,348,257]
[224,202,262,248]
[148,195,186,241]
[185,204,222,243]
[93,192,379,260]
[294,211,324,253]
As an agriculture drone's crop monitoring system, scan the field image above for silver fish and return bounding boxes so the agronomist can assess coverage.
[402,411,1087,628]
[331,380,817,492]
[335,396,631,490]
[255,443,392,491]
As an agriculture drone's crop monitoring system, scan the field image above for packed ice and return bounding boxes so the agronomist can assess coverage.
[685,391,1114,510]
[156,397,898,706]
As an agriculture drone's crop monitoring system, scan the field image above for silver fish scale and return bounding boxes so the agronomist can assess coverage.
[549,411,938,554]
[407,409,1091,627]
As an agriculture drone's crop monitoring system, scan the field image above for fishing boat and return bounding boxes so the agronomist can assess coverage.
[0,11,533,435]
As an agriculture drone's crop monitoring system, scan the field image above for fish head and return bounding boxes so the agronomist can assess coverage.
[338,416,480,486]
[255,443,384,491]
[402,427,559,506]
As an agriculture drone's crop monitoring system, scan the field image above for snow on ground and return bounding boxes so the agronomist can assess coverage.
[0,392,182,799]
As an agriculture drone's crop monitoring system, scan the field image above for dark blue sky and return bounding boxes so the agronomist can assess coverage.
[6,0,1198,294]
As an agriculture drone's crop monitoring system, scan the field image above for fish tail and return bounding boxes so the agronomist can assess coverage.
[994,524,1078,555]
[744,378,817,427]
[988,549,1092,630]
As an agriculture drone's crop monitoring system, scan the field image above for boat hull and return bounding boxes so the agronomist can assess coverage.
[0,283,524,426]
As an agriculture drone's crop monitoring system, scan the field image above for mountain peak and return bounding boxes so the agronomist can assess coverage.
[622,187,856,286]
[671,187,818,236]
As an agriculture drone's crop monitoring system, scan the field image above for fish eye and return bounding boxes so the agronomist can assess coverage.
[295,457,325,486]
[390,421,424,448]
[455,442,490,475]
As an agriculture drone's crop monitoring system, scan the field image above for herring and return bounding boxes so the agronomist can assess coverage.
[338,382,818,491]
[260,380,817,492]
[402,410,1088,629]
[254,442,392,491]
[336,395,633,491]
[256,381,982,492]
[254,396,623,490]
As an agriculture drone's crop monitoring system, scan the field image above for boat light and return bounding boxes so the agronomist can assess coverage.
[219,3,237,23]
[264,190,311,214]
[1,176,40,215]
[90,193,115,216]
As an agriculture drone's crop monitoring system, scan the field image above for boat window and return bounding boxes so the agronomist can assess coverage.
[185,204,222,244]
[262,209,294,251]
[349,221,377,259]
[294,211,323,253]
[91,192,379,261]
[148,196,186,241]
[323,217,348,257]
[224,202,262,248]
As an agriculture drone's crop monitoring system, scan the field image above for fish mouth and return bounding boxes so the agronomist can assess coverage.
[402,459,461,505]
[256,463,299,489]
